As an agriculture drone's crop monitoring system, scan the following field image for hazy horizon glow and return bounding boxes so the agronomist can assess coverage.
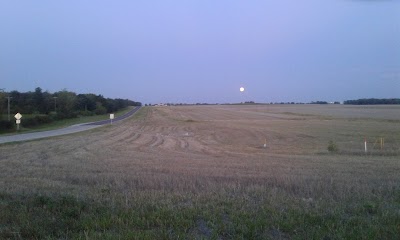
[1,1,399,104]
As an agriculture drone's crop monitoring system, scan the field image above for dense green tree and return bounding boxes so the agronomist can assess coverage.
[9,91,23,113]
[42,91,55,114]
[76,94,97,113]
[1,87,140,131]
[55,90,78,118]
[94,102,107,115]
[33,87,45,113]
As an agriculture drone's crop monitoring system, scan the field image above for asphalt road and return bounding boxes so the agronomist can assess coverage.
[0,106,141,144]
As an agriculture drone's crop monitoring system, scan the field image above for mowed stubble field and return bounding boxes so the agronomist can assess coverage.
[1,105,399,239]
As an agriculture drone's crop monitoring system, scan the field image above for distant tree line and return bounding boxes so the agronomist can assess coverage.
[0,87,141,131]
[344,98,400,105]
[310,101,329,104]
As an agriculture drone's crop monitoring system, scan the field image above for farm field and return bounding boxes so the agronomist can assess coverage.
[0,105,399,239]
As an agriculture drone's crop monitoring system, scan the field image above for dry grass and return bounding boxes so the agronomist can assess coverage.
[0,105,399,239]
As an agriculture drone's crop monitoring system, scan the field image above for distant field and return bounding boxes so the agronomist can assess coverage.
[250,104,400,120]
[0,105,399,239]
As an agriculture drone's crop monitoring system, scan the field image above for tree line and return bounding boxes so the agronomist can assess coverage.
[0,87,141,130]
[344,98,400,105]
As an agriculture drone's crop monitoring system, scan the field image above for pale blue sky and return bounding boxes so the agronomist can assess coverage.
[1,0,399,103]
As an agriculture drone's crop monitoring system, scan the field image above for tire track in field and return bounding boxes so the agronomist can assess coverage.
[98,107,243,155]
[178,139,189,150]
[150,134,164,148]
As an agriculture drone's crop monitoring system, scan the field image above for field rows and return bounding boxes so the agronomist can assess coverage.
[0,105,399,239]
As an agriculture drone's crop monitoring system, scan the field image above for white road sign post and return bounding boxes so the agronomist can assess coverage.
[15,113,22,131]
[110,114,115,125]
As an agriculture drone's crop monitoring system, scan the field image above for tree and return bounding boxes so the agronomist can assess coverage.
[94,102,107,115]
[42,91,54,114]
[33,87,45,113]
[55,90,77,118]
[2,87,141,123]
[344,98,400,105]
[76,94,97,113]
[9,90,25,113]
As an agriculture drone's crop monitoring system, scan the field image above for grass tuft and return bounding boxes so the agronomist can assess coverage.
[327,140,339,153]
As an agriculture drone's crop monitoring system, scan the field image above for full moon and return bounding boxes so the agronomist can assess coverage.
[239,87,245,92]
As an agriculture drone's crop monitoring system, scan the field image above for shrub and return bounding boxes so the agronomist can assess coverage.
[55,111,78,120]
[0,120,13,131]
[22,115,54,127]
[327,141,339,153]
[78,111,95,117]
[95,105,107,115]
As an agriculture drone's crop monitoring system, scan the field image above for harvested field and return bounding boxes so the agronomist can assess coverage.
[0,105,399,239]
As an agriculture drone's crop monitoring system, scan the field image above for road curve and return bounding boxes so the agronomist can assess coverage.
[84,105,141,125]
[0,106,141,144]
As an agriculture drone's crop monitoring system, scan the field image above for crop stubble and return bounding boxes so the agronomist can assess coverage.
[1,105,399,195]
[0,105,399,238]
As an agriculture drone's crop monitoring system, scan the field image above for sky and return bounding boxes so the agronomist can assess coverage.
[1,0,399,104]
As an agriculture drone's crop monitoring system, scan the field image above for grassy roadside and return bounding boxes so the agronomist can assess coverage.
[0,106,134,135]
[1,184,399,239]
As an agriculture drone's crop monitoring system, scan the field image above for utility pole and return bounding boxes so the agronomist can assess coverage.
[0,89,4,121]
[6,96,12,121]
[53,97,58,113]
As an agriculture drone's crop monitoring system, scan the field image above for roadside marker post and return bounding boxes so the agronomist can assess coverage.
[16,119,21,130]
[110,114,115,125]
[14,113,22,131]
[264,138,267,148]
[364,138,367,153]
